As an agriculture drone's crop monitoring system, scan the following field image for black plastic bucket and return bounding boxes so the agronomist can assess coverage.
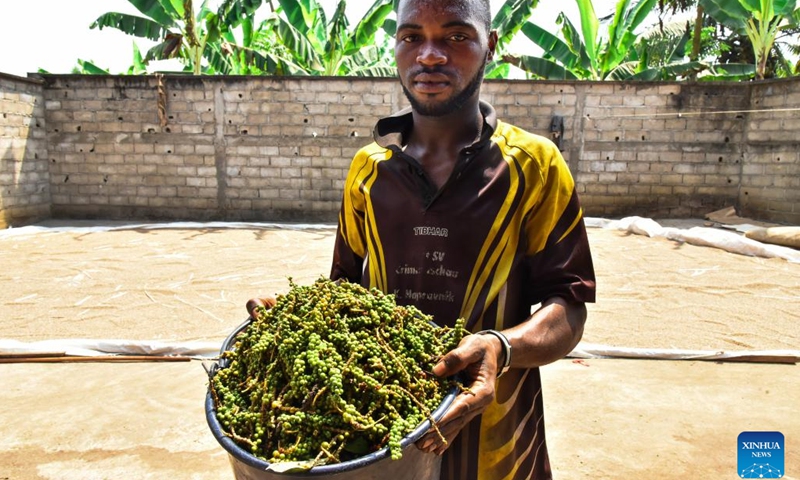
[205,319,456,479]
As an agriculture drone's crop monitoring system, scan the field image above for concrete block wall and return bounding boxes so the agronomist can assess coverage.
[42,75,399,222]
[741,81,800,224]
[481,80,762,219]
[44,76,221,221]
[4,74,799,225]
[0,73,49,228]
[574,82,750,218]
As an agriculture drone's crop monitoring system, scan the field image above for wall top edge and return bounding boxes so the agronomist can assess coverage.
[25,73,799,88]
[0,71,45,85]
[34,73,398,82]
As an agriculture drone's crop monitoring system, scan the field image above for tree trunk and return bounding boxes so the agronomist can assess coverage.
[687,4,704,81]
[691,4,704,62]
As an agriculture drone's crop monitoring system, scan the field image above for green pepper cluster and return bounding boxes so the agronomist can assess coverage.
[210,277,467,467]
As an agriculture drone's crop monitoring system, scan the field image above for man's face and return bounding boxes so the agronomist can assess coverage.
[395,0,496,117]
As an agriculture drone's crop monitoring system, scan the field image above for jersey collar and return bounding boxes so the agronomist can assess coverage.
[373,101,498,151]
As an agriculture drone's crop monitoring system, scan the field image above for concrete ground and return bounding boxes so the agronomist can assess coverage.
[0,359,797,479]
[1,220,798,479]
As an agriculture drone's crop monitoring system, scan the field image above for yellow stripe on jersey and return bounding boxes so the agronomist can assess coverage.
[504,413,547,480]
[465,121,579,479]
[462,121,558,329]
[520,133,578,256]
[559,207,584,244]
[460,129,518,324]
[341,144,391,291]
[478,370,541,479]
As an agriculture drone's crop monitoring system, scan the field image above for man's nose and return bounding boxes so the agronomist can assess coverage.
[416,41,447,66]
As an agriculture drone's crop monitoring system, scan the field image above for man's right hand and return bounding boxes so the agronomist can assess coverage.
[245,297,277,319]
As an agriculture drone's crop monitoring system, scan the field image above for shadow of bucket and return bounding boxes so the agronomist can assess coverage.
[205,319,458,480]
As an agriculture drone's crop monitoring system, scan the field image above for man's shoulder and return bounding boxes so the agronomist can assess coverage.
[354,141,391,159]
[348,142,394,168]
[493,120,562,161]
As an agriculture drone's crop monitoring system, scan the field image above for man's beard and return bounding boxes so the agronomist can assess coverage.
[400,59,486,117]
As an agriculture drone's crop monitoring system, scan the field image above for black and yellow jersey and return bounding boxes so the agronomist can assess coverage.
[332,102,596,480]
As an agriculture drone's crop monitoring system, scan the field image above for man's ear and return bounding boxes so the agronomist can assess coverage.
[487,30,498,59]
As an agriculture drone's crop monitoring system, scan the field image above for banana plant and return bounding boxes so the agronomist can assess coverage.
[503,0,660,79]
[699,0,798,78]
[205,0,304,74]
[485,0,540,78]
[90,0,224,74]
[72,60,110,75]
[269,0,396,76]
[612,18,755,79]
[128,42,149,74]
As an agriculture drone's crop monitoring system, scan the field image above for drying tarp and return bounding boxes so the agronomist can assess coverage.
[1,338,797,364]
[586,216,800,263]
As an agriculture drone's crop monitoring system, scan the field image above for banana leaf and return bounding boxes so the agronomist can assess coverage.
[128,42,148,74]
[144,33,185,61]
[164,0,186,18]
[609,59,699,80]
[278,0,327,52]
[604,0,658,75]
[556,13,594,74]
[520,22,581,70]
[344,0,394,56]
[485,59,512,79]
[699,0,752,31]
[512,54,581,79]
[274,15,325,72]
[575,0,599,70]
[128,0,179,27]
[382,18,397,37]
[492,0,539,47]
[702,62,756,77]
[217,0,265,28]
[206,41,304,74]
[74,59,110,75]
[342,61,396,77]
[324,1,349,75]
[91,13,169,42]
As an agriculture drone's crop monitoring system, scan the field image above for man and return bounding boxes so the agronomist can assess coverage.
[251,0,596,477]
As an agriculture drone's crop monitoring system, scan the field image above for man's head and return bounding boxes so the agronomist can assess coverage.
[394,0,497,117]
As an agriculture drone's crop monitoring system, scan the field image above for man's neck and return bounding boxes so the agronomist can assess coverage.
[406,104,483,153]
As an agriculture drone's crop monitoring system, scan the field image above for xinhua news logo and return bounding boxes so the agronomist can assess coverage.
[738,431,784,478]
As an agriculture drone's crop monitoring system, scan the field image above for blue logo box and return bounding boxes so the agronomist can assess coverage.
[738,431,784,478]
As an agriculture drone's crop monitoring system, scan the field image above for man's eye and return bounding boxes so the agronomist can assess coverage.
[400,35,419,43]
[450,34,467,42]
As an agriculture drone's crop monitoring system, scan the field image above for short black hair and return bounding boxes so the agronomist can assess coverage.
[478,0,492,32]
[395,0,493,33]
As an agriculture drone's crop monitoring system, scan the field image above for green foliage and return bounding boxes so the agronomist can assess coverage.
[269,0,397,76]
[81,0,791,80]
[618,18,755,79]
[72,60,111,75]
[87,0,397,76]
[700,0,798,78]
[485,0,540,78]
[503,0,663,79]
[90,0,225,74]
[501,0,758,80]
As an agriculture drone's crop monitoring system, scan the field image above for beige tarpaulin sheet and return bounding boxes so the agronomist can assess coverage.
[1,217,798,479]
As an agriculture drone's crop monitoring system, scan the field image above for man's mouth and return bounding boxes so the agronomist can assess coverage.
[412,73,450,94]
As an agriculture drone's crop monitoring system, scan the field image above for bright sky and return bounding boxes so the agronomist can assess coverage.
[0,0,621,77]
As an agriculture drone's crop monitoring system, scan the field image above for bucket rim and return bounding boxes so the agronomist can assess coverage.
[206,318,458,476]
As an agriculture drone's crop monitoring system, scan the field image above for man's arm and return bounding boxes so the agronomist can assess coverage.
[501,296,586,368]
[416,296,586,455]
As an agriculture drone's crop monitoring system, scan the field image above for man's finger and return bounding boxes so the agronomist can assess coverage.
[245,297,276,317]
[416,387,489,452]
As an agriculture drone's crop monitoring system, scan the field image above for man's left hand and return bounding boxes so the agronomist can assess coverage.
[415,332,504,455]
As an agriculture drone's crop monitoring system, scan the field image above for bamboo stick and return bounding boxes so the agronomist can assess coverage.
[0,355,191,364]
